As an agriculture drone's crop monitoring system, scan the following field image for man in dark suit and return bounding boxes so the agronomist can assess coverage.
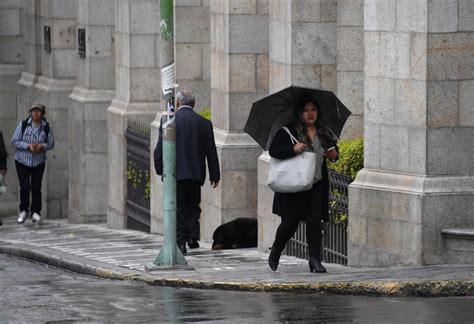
[154,89,220,254]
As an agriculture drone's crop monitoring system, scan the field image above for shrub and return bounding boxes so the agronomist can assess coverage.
[328,138,364,180]
[199,107,211,120]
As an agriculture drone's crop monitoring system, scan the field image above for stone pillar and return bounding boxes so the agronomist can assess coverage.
[175,0,210,110]
[201,0,269,242]
[107,0,160,229]
[28,0,77,219]
[337,0,364,139]
[349,0,474,267]
[258,0,338,252]
[0,0,25,215]
[68,0,115,223]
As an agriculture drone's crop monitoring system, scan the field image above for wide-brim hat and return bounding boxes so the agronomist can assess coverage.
[30,102,46,115]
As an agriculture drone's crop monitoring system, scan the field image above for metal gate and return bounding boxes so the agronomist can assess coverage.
[125,121,151,232]
[284,170,351,265]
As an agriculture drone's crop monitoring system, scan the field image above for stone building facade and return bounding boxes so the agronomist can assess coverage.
[0,0,472,267]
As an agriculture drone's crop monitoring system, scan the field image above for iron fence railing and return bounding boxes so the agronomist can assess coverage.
[125,121,151,233]
[284,170,351,265]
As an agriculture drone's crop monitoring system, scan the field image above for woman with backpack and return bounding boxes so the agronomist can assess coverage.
[11,102,54,224]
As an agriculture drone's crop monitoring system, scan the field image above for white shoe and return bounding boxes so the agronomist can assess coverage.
[31,213,41,224]
[17,211,27,224]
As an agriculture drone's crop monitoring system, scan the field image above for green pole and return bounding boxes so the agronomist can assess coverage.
[151,0,187,268]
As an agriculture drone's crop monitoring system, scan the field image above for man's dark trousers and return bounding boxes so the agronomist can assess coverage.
[177,179,201,246]
[15,161,45,214]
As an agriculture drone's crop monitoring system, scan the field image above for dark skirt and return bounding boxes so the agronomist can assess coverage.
[272,179,329,223]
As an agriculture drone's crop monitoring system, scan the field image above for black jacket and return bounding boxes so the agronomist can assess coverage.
[0,131,7,171]
[154,107,220,186]
[269,124,334,222]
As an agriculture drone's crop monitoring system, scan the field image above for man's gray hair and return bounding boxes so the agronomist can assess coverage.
[176,89,195,108]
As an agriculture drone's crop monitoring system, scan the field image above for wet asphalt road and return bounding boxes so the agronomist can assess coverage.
[1,254,474,323]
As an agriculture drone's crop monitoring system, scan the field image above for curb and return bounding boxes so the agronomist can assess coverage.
[1,243,473,297]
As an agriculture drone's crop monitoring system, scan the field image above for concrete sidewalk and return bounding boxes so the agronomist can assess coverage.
[0,216,473,297]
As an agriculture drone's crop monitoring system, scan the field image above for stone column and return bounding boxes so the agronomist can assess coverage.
[175,0,210,110]
[68,0,115,223]
[349,0,474,266]
[337,0,364,139]
[258,0,338,251]
[29,0,77,219]
[107,0,161,229]
[201,0,269,241]
[0,0,25,215]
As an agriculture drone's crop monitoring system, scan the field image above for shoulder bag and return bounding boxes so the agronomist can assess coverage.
[267,127,316,193]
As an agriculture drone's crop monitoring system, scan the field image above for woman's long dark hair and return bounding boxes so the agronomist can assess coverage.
[293,96,336,150]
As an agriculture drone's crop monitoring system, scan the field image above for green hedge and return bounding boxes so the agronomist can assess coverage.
[328,138,364,180]
[199,107,211,120]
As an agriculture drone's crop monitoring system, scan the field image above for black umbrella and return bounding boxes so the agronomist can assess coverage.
[244,86,351,150]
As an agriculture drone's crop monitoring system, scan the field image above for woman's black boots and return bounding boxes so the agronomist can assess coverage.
[308,257,326,273]
[268,246,282,271]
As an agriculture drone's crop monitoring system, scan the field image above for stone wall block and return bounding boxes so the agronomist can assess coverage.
[52,19,75,49]
[320,0,337,23]
[88,57,116,90]
[229,14,268,53]
[290,64,321,88]
[364,31,380,77]
[221,171,248,209]
[176,44,202,80]
[460,80,474,126]
[269,20,290,64]
[291,0,321,23]
[130,1,160,34]
[228,0,256,14]
[292,22,336,64]
[219,145,260,171]
[426,80,459,128]
[363,123,381,169]
[88,0,115,26]
[256,54,269,92]
[337,0,363,27]
[396,0,428,33]
[202,44,211,80]
[380,125,409,172]
[87,26,113,58]
[229,92,261,131]
[130,35,156,68]
[337,71,364,115]
[84,154,108,184]
[320,64,336,92]
[229,54,256,92]
[176,6,210,43]
[50,0,76,18]
[0,8,21,36]
[84,120,108,153]
[130,68,160,102]
[0,37,25,64]
[428,0,457,33]
[410,32,427,80]
[340,114,364,140]
[53,49,77,78]
[427,33,474,81]
[394,79,427,127]
[379,32,410,79]
[337,27,364,71]
[407,127,427,174]
[458,0,474,31]
[367,218,402,254]
[256,0,269,15]
[364,0,396,32]
[364,77,395,124]
[427,127,474,175]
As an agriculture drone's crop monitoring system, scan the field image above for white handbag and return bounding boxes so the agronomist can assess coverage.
[267,127,316,193]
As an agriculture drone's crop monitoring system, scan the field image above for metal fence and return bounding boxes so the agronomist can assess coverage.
[284,170,351,265]
[125,121,151,232]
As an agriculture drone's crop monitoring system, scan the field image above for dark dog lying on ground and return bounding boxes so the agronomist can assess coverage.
[212,217,258,250]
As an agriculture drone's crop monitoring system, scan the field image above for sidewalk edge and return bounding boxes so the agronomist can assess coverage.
[1,243,473,297]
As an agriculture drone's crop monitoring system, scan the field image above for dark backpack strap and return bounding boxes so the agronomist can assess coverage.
[20,119,28,140]
[43,121,50,142]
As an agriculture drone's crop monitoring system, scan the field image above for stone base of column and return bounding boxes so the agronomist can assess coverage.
[348,169,474,267]
[69,87,114,224]
[107,99,158,229]
[257,152,280,252]
[150,115,163,235]
[32,76,75,219]
[200,129,261,242]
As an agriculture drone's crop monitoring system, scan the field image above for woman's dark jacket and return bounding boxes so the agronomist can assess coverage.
[269,124,332,223]
[0,131,7,170]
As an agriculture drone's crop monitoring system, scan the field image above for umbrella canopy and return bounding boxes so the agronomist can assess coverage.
[244,86,351,150]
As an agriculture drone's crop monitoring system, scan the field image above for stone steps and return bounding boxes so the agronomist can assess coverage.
[442,228,474,265]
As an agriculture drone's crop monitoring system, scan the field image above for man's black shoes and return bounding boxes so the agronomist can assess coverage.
[178,242,187,254]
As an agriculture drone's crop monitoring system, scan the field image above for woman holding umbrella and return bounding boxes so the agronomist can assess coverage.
[268,96,338,273]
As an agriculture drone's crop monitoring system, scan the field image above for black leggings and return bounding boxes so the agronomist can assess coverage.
[15,161,45,214]
[273,216,322,258]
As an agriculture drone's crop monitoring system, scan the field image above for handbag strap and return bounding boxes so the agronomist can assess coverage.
[282,127,299,145]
